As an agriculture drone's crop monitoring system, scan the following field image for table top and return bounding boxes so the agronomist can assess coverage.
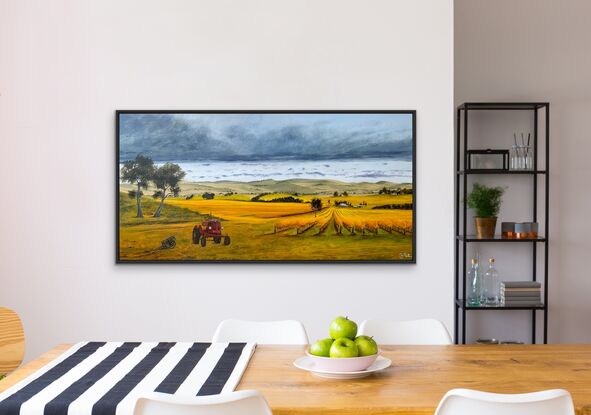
[2,344,591,415]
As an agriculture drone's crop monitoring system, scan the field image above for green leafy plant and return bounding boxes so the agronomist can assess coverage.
[467,183,504,217]
[0,373,5,381]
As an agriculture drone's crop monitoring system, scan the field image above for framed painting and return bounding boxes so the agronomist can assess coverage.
[116,110,416,263]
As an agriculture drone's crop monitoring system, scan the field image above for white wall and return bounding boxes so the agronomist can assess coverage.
[455,0,591,343]
[0,0,453,361]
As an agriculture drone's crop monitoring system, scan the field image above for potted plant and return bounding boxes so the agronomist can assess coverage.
[466,183,504,238]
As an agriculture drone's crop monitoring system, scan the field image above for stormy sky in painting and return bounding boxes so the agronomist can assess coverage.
[119,113,413,162]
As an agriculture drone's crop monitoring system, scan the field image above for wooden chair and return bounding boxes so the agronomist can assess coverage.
[212,319,309,345]
[134,390,273,415]
[435,388,575,415]
[0,307,25,375]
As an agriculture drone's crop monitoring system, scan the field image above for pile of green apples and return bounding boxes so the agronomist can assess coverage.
[309,316,378,358]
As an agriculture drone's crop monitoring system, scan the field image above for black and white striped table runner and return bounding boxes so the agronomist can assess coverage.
[0,341,256,415]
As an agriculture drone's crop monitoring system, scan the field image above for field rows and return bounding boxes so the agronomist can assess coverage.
[275,207,412,236]
[120,192,413,261]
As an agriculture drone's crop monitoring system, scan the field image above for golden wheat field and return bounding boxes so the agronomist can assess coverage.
[118,192,413,261]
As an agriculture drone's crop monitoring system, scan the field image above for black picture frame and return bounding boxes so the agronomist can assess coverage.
[116,110,416,264]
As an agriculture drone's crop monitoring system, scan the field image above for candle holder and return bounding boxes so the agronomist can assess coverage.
[501,222,515,238]
[502,222,538,239]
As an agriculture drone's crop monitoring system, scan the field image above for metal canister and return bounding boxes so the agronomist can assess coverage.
[527,222,539,238]
[501,222,515,238]
[514,223,531,239]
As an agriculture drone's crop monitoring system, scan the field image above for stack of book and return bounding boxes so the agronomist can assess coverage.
[501,281,542,307]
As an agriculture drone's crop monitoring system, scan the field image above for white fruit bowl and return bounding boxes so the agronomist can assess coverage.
[305,350,379,372]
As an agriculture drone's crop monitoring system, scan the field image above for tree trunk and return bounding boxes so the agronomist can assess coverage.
[154,193,166,217]
[136,183,143,218]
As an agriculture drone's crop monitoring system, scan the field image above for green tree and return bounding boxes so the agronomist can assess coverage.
[311,198,323,211]
[343,191,349,197]
[120,155,155,218]
[152,163,186,217]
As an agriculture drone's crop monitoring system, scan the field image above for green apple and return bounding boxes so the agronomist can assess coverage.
[354,335,378,356]
[329,338,359,358]
[309,338,333,357]
[329,316,358,340]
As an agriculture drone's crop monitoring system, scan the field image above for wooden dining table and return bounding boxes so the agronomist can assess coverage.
[2,344,591,414]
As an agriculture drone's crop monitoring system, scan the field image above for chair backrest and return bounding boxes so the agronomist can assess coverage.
[0,307,25,374]
[435,388,575,415]
[212,319,309,345]
[358,319,452,345]
[134,390,273,415]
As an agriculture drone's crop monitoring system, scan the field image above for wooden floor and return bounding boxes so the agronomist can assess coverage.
[3,344,591,414]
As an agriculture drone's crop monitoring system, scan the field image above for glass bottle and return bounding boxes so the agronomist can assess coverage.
[483,258,500,306]
[524,145,533,170]
[510,145,518,170]
[467,258,480,306]
[517,145,525,169]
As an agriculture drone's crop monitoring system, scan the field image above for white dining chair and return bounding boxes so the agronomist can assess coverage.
[134,390,272,415]
[434,388,575,415]
[358,319,452,345]
[212,319,309,345]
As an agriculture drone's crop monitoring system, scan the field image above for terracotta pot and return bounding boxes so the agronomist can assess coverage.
[474,217,497,239]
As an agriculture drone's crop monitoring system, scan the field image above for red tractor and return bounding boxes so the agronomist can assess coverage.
[192,219,231,247]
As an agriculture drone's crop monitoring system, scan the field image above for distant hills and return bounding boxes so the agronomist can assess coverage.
[120,178,412,196]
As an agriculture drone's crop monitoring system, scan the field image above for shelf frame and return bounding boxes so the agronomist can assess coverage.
[457,102,549,110]
[454,102,550,345]
[456,236,546,243]
[455,299,546,311]
[457,170,547,175]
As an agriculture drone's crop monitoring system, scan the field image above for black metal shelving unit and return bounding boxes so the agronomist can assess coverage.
[454,102,550,345]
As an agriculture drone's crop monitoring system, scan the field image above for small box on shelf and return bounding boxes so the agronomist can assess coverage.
[468,149,510,171]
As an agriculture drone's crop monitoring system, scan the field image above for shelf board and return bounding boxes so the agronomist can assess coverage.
[457,235,546,243]
[456,299,546,311]
[457,102,549,110]
[457,170,546,175]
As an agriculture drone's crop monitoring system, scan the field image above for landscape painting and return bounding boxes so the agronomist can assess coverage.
[117,111,415,262]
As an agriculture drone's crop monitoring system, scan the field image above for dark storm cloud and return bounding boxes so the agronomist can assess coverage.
[119,113,413,162]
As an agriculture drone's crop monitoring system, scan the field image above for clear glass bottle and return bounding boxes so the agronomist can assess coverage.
[524,145,533,170]
[483,258,500,306]
[510,145,518,170]
[517,145,525,169]
[467,258,480,306]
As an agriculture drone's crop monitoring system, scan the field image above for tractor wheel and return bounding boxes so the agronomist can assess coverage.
[192,227,201,244]
[200,237,207,247]
[224,236,231,245]
[214,236,221,244]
